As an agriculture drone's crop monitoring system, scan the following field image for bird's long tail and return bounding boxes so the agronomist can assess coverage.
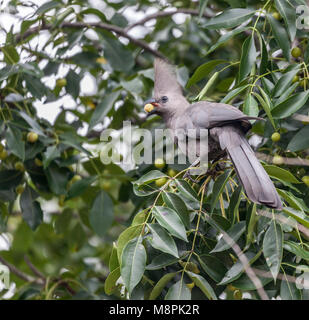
[215,126,282,209]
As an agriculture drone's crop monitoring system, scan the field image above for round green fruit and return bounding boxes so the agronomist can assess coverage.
[271,132,281,142]
[300,79,308,87]
[14,161,25,171]
[302,175,309,187]
[168,168,177,177]
[0,150,8,160]
[16,184,25,194]
[34,158,43,167]
[272,155,284,165]
[292,75,299,83]
[272,11,281,20]
[56,78,67,87]
[291,47,302,58]
[27,132,38,143]
[155,177,167,187]
[100,180,111,191]
[154,158,165,169]
[71,174,82,183]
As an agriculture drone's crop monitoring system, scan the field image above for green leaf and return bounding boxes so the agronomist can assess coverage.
[267,14,291,61]
[109,243,119,272]
[220,84,250,104]
[203,9,255,29]
[263,220,283,280]
[238,36,257,83]
[89,191,114,237]
[117,224,143,262]
[153,206,188,242]
[0,170,23,190]
[287,126,309,152]
[146,253,181,270]
[232,268,273,290]
[165,280,191,300]
[68,176,97,200]
[149,272,176,300]
[102,37,134,73]
[243,94,259,118]
[1,45,19,64]
[35,0,61,15]
[272,68,299,98]
[253,90,276,129]
[45,163,70,195]
[277,189,308,212]
[211,171,231,212]
[246,203,258,247]
[218,252,258,285]
[197,254,227,282]
[283,207,309,229]
[174,179,198,203]
[283,241,309,260]
[186,59,226,88]
[133,170,168,186]
[196,71,219,100]
[162,192,190,229]
[43,145,60,169]
[121,236,146,295]
[147,223,179,258]
[228,186,243,224]
[280,279,301,300]
[20,186,43,230]
[88,91,120,132]
[206,27,248,55]
[66,69,80,99]
[186,271,217,300]
[104,267,121,295]
[5,126,25,160]
[211,221,246,253]
[263,165,300,184]
[274,0,296,41]
[198,0,209,20]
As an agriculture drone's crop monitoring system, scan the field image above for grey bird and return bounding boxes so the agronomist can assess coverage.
[144,58,282,210]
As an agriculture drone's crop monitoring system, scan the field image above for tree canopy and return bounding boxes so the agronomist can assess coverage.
[0,0,309,300]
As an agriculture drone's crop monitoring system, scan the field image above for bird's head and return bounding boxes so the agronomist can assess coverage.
[144,58,188,117]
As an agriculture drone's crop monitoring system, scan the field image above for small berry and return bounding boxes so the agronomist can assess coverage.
[292,75,299,83]
[71,174,82,183]
[56,78,67,87]
[154,158,165,169]
[302,175,309,187]
[271,132,281,142]
[16,184,25,194]
[96,57,107,64]
[168,168,177,177]
[272,11,281,20]
[0,150,8,160]
[291,47,302,58]
[34,158,43,166]
[155,177,167,187]
[14,161,25,171]
[27,132,38,143]
[233,290,243,300]
[272,155,284,165]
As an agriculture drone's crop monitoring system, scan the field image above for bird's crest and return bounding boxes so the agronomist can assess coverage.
[154,58,183,97]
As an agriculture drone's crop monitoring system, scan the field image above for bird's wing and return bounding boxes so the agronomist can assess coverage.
[186,101,262,132]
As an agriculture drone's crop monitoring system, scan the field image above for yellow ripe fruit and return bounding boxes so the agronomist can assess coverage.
[16,184,25,195]
[14,161,25,171]
[0,150,8,160]
[87,101,96,110]
[302,175,309,187]
[144,103,154,113]
[100,180,111,191]
[168,168,177,177]
[34,158,43,167]
[27,132,38,143]
[271,132,281,142]
[154,158,165,169]
[272,11,281,20]
[292,75,299,83]
[272,155,284,165]
[96,57,107,64]
[233,290,243,300]
[155,177,167,187]
[291,47,302,58]
[186,282,195,290]
[300,79,308,88]
[71,174,82,183]
[56,78,67,87]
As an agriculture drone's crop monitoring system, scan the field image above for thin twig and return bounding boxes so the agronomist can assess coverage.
[24,255,46,280]
[15,21,167,60]
[125,8,213,31]
[256,152,309,166]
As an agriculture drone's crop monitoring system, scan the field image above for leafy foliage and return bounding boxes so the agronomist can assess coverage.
[0,0,308,301]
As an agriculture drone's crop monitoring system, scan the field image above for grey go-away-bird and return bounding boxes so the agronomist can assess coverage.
[144,59,282,210]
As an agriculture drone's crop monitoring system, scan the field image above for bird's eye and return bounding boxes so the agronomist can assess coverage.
[161,96,168,103]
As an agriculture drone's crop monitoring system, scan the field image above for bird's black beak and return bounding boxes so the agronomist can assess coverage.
[144,98,159,117]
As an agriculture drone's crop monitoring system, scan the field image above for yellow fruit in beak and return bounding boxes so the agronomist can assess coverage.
[144,103,154,113]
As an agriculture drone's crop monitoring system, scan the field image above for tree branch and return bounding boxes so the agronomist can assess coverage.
[125,8,213,31]
[15,21,168,60]
[256,152,309,166]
